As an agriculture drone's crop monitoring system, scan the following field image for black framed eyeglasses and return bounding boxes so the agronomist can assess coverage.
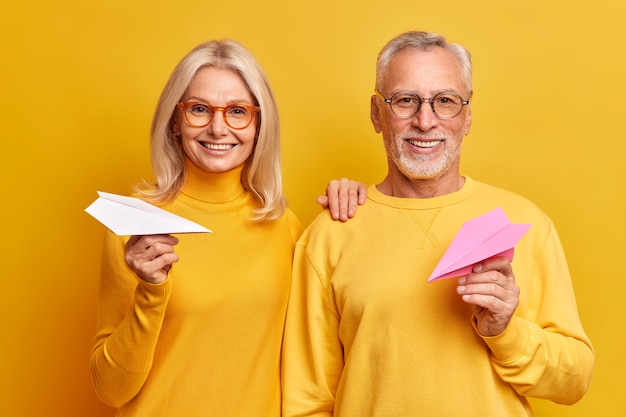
[375,90,470,119]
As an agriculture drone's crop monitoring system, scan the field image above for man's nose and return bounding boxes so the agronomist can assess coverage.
[411,102,438,131]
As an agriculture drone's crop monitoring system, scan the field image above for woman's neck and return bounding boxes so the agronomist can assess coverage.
[181,158,245,203]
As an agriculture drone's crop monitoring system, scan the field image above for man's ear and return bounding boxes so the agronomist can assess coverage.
[463,107,472,136]
[370,95,383,133]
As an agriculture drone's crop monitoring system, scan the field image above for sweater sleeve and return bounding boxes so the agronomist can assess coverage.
[89,230,172,408]
[480,222,594,405]
[282,238,342,417]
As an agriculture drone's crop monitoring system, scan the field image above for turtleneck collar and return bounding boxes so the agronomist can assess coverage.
[180,157,246,204]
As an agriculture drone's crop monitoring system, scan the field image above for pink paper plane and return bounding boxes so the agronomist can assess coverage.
[427,207,531,282]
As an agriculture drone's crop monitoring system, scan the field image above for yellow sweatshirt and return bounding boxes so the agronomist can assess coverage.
[90,161,303,416]
[282,178,594,417]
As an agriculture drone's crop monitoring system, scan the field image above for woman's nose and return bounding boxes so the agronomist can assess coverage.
[207,109,228,136]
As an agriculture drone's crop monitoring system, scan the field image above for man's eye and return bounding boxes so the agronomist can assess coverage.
[393,96,419,106]
[436,95,460,105]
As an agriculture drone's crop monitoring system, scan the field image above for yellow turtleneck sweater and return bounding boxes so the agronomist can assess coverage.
[90,160,303,416]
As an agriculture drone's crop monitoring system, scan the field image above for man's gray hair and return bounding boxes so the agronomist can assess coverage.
[375,31,473,94]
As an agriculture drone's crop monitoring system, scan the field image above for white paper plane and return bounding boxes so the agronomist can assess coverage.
[85,191,212,236]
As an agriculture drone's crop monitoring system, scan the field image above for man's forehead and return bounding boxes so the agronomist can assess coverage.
[383,48,466,95]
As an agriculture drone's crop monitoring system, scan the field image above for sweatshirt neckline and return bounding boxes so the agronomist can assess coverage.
[368,176,475,209]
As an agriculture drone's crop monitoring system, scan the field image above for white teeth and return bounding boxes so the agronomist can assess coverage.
[202,143,235,150]
[408,139,440,148]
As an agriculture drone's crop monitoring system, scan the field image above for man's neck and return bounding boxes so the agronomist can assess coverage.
[377,172,465,199]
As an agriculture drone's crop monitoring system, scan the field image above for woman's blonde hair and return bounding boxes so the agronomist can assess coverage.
[137,39,286,221]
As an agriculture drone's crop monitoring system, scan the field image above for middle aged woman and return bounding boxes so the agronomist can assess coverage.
[90,39,365,417]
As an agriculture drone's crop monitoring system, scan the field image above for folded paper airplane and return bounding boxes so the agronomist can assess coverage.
[427,207,530,282]
[85,191,212,236]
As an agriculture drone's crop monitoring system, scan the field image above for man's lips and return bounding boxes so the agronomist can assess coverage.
[406,138,443,148]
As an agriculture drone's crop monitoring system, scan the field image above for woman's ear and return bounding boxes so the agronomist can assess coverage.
[172,118,181,139]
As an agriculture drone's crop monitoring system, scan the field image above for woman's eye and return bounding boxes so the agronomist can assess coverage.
[190,105,210,114]
[227,106,249,116]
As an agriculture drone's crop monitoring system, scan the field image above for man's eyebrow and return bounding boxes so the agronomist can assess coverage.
[390,89,461,97]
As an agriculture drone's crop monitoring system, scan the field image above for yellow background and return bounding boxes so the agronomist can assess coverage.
[1,0,624,415]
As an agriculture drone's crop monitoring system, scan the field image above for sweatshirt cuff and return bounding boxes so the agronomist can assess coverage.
[474,315,531,363]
